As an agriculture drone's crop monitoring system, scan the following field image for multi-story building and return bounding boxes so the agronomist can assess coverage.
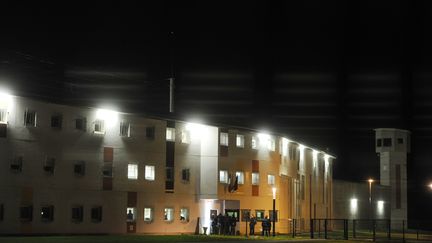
[0,94,334,235]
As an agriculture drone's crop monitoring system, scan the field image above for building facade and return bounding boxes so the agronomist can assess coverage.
[0,95,334,235]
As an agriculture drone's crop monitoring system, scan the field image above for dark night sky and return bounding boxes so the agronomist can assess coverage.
[1,1,432,219]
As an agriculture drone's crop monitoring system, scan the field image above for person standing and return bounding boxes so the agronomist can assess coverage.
[249,215,256,236]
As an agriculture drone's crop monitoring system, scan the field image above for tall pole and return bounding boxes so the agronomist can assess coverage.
[272,187,276,237]
[169,77,174,113]
[368,179,374,220]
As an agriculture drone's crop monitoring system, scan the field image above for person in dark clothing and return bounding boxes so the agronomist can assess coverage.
[223,215,230,235]
[217,213,223,235]
[230,216,236,235]
[249,215,257,236]
[211,216,218,234]
[262,216,270,236]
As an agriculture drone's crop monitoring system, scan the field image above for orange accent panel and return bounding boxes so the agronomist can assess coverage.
[252,160,259,172]
[104,147,113,162]
[252,185,259,196]
[127,222,136,233]
[127,192,137,207]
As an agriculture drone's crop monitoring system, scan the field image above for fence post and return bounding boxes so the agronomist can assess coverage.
[387,219,391,240]
[310,219,314,239]
[344,219,348,240]
[318,219,321,238]
[402,220,406,243]
[245,219,248,237]
[324,219,328,239]
[372,219,376,242]
[353,219,356,238]
[292,219,296,238]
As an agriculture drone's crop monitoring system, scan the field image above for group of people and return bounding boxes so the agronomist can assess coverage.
[249,215,272,236]
[210,213,237,235]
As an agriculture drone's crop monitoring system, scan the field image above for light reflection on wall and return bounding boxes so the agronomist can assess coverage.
[350,198,358,216]
[377,200,385,216]
[96,108,118,128]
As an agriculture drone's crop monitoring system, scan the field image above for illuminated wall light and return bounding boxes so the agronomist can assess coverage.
[0,91,13,109]
[257,132,270,148]
[299,144,305,170]
[350,198,358,215]
[96,108,118,128]
[312,150,319,168]
[377,200,385,215]
[185,122,207,140]
[282,138,289,156]
[324,154,330,174]
[202,199,214,234]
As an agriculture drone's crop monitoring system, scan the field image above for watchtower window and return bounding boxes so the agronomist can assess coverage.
[376,139,382,147]
[383,138,392,147]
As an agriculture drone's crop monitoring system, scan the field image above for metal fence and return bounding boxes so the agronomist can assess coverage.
[302,219,432,242]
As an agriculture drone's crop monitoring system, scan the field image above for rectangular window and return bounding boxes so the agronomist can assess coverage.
[43,157,55,175]
[166,128,175,141]
[51,114,62,129]
[397,138,404,144]
[91,206,102,223]
[40,205,54,222]
[126,207,137,222]
[219,170,228,183]
[71,205,83,223]
[252,173,260,185]
[24,109,37,127]
[220,132,229,146]
[182,168,190,182]
[128,164,138,180]
[267,138,276,151]
[166,167,174,181]
[20,205,33,222]
[241,209,251,222]
[10,156,23,173]
[376,139,382,147]
[255,210,265,221]
[181,130,190,144]
[268,174,275,185]
[236,134,244,148]
[102,165,113,178]
[0,204,4,221]
[180,208,189,222]
[251,136,258,149]
[75,117,87,131]
[144,207,153,222]
[236,171,244,184]
[164,208,174,222]
[120,121,130,137]
[0,108,7,123]
[74,161,85,176]
[94,119,105,134]
[146,126,155,139]
[383,138,392,147]
[145,165,155,181]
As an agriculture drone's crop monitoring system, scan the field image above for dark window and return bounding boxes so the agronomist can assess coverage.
[383,138,392,147]
[10,156,23,173]
[166,167,174,181]
[76,118,87,131]
[24,110,36,127]
[181,169,190,182]
[241,209,251,222]
[0,204,4,221]
[51,114,62,129]
[74,161,85,176]
[102,165,113,177]
[91,206,102,222]
[398,138,404,144]
[376,139,382,147]
[120,121,130,137]
[43,158,55,175]
[146,126,155,139]
[224,209,239,222]
[269,210,278,222]
[71,206,83,222]
[41,205,54,222]
[20,205,33,222]
[0,123,6,138]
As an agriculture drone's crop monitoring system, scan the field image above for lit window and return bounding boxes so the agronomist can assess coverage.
[40,205,54,222]
[51,114,62,129]
[24,109,37,127]
[94,119,105,134]
[144,207,153,222]
[128,164,138,180]
[268,174,275,185]
[219,170,228,184]
[180,208,189,222]
[145,165,155,181]
[252,173,259,185]
[181,130,190,144]
[0,109,7,123]
[164,208,174,222]
[267,138,275,151]
[236,134,244,148]
[255,210,265,220]
[182,168,190,182]
[126,207,137,222]
[236,171,244,184]
[102,165,113,178]
[120,121,130,137]
[166,128,175,141]
[251,136,258,149]
[220,132,229,146]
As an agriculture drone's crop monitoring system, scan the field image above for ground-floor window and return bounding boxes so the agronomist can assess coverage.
[180,208,189,222]
[241,209,251,221]
[91,206,102,223]
[164,208,174,222]
[20,205,33,222]
[40,205,54,222]
[144,207,153,222]
[71,205,83,223]
[126,207,137,222]
[255,210,265,221]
